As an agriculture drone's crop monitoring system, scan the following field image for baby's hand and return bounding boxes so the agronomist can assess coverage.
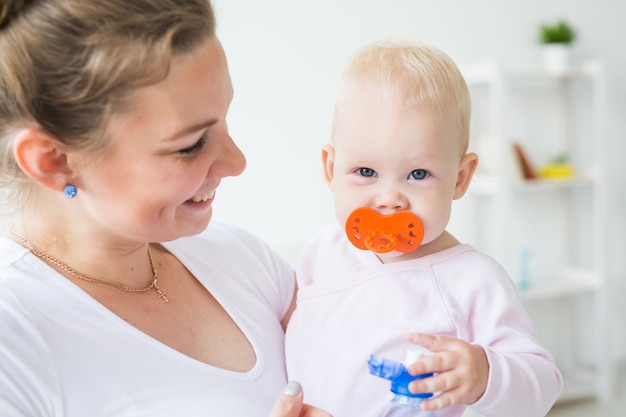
[405,333,489,411]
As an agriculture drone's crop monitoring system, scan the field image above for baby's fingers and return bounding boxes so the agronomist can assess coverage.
[408,368,461,396]
[408,348,457,375]
[420,388,464,411]
[409,373,467,411]
[406,332,460,353]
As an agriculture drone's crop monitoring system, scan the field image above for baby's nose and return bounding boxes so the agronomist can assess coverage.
[374,188,409,211]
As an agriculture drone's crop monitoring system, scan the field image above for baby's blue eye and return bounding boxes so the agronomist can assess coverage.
[409,169,429,180]
[358,168,376,177]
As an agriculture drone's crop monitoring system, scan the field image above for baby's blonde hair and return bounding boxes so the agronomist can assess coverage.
[332,40,471,152]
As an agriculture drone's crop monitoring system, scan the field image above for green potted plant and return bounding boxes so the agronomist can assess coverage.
[538,20,577,74]
[539,20,576,44]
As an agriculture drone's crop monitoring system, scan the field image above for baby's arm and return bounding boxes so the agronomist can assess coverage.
[406,330,562,417]
[404,251,563,417]
[405,333,489,411]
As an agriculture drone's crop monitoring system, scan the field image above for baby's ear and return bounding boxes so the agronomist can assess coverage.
[453,152,478,199]
[13,129,73,193]
[321,144,336,192]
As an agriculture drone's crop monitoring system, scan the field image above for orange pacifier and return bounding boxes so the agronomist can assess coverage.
[345,207,424,253]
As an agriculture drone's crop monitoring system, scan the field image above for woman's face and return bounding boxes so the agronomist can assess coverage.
[72,38,246,243]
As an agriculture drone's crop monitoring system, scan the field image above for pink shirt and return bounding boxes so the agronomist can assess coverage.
[285,224,562,417]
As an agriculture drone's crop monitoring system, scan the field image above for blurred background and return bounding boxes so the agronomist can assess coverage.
[211,0,624,414]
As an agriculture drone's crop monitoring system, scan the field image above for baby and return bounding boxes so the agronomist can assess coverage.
[285,40,562,417]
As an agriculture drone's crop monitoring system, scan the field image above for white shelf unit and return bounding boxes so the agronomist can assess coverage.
[459,60,612,404]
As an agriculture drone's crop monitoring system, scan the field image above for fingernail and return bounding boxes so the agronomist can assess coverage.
[283,380,302,397]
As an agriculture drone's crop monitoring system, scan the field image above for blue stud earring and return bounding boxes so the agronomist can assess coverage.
[63,184,77,199]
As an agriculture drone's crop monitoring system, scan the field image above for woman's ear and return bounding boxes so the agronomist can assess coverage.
[453,152,478,200]
[321,144,336,192]
[13,129,73,193]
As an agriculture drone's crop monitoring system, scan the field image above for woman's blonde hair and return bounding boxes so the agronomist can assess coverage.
[332,40,471,152]
[0,0,215,221]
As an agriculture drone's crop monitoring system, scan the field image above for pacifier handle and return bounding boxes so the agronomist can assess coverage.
[364,231,398,253]
[345,207,424,253]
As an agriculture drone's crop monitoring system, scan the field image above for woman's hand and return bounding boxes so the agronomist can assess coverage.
[405,333,489,411]
[269,381,332,417]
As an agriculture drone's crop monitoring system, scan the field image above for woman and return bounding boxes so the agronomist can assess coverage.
[0,1,327,416]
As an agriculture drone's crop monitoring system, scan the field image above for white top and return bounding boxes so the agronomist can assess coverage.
[0,223,295,417]
[285,224,563,417]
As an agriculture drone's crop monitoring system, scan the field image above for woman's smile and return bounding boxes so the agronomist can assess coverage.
[188,190,216,203]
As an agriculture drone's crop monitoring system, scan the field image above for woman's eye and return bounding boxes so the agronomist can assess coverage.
[409,169,429,180]
[357,168,376,177]
[178,136,206,155]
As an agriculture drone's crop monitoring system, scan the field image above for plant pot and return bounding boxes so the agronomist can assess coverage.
[541,44,571,75]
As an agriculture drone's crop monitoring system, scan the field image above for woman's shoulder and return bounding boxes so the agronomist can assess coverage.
[0,235,28,274]
[166,222,292,281]
[0,237,56,344]
[168,223,295,307]
[0,236,42,296]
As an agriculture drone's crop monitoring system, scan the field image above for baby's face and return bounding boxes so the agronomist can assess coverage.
[325,95,470,261]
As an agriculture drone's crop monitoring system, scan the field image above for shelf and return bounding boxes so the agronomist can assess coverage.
[519,268,600,302]
[557,369,598,403]
[512,175,598,192]
[509,61,603,83]
[469,171,599,196]
[461,60,603,85]
[461,59,610,404]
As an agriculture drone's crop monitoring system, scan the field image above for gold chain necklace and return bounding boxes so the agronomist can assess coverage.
[11,230,168,302]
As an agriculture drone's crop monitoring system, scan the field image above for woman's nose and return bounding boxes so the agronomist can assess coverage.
[212,134,247,178]
[374,188,409,211]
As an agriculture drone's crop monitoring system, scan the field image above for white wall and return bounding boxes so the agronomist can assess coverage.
[211,0,626,361]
